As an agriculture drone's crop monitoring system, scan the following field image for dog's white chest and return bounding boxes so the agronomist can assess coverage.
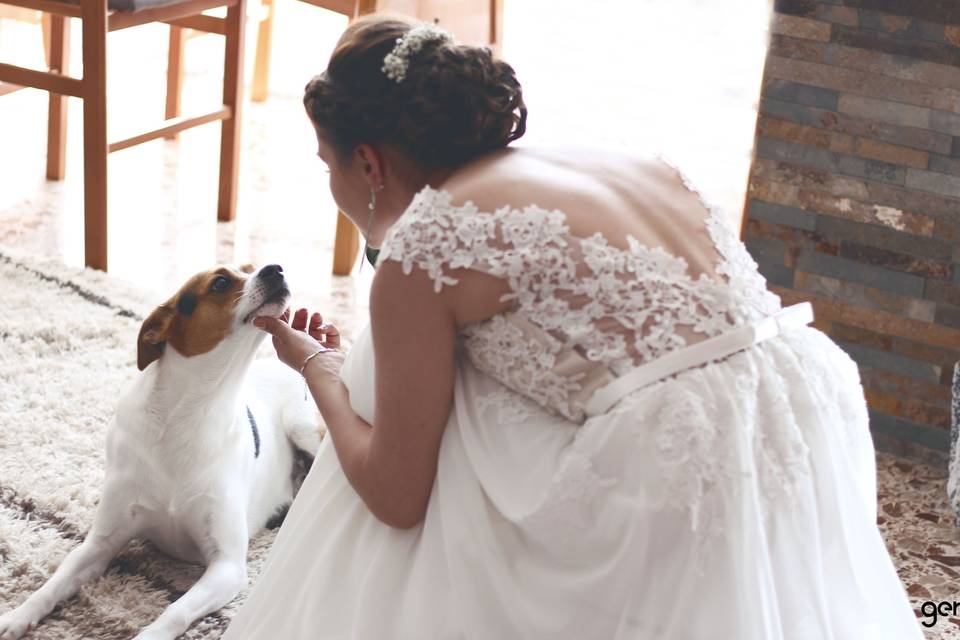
[136,508,205,562]
[127,477,221,563]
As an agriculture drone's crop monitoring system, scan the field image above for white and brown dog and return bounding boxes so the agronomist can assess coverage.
[0,263,324,640]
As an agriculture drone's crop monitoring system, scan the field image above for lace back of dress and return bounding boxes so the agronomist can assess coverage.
[377,168,782,422]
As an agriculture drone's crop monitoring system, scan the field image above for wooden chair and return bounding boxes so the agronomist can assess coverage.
[0,6,51,72]
[0,0,248,271]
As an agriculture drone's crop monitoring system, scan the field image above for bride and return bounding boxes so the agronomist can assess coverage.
[222,15,922,639]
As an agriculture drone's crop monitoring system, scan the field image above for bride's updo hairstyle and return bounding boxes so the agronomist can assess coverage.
[303,15,527,170]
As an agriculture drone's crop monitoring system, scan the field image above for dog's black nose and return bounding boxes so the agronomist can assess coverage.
[260,264,283,279]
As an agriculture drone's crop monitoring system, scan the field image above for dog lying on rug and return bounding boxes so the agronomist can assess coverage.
[0,263,324,640]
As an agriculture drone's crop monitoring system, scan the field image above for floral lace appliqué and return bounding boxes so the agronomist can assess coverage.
[463,313,587,421]
[377,176,782,423]
[519,450,617,541]
[474,375,551,425]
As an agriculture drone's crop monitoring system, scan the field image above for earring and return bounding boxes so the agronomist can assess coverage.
[359,185,381,273]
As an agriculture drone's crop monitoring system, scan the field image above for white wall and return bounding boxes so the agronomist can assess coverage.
[502,0,773,222]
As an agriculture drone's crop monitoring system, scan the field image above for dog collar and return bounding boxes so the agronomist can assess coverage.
[365,245,380,268]
[246,405,261,458]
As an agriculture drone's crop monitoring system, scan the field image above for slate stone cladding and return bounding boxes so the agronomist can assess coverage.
[743,0,960,462]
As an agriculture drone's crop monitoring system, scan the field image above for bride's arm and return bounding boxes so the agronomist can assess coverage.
[255,261,465,529]
[302,260,457,529]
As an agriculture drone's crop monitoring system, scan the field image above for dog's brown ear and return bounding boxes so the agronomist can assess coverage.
[239,263,255,274]
[137,305,175,371]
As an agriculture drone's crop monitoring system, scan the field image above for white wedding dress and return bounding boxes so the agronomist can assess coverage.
[221,165,922,639]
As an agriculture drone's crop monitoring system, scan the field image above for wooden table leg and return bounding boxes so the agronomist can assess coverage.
[82,0,108,271]
[46,14,69,180]
[251,0,274,102]
[164,25,185,139]
[332,210,359,275]
[217,0,246,221]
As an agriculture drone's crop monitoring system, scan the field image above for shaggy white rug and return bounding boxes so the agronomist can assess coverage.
[0,248,311,639]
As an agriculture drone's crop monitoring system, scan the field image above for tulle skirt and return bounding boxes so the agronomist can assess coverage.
[221,322,922,640]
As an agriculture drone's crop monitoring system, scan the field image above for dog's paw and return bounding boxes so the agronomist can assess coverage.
[0,610,38,640]
[131,627,176,640]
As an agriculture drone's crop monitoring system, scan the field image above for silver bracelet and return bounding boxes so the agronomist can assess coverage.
[300,346,337,402]
[299,346,336,377]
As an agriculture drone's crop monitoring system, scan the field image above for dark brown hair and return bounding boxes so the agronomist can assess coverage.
[304,15,527,169]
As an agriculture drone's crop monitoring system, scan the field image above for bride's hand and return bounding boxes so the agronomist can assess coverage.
[254,307,345,379]
[290,307,341,349]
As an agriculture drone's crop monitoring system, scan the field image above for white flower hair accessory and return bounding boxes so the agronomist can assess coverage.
[382,22,454,83]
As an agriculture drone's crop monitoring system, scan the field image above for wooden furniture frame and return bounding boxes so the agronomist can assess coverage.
[0,0,247,271]
[0,6,52,79]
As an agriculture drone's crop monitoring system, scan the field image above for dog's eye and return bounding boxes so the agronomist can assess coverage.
[210,276,231,293]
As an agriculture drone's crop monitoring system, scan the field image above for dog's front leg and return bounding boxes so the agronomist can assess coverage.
[0,488,138,640]
[0,536,125,640]
[132,555,247,640]
[133,504,248,640]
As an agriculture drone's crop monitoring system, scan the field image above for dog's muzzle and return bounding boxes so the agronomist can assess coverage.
[242,264,291,323]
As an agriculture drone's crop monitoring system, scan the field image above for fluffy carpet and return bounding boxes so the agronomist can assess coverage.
[0,248,308,639]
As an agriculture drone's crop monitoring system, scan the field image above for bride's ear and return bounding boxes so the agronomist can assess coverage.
[355,144,384,189]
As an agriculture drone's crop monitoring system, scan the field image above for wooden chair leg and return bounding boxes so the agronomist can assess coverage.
[217,0,246,221]
[251,0,274,102]
[164,25,185,139]
[328,0,366,274]
[355,0,375,18]
[490,0,503,56]
[40,12,51,65]
[332,210,359,275]
[82,0,109,270]
[46,14,70,180]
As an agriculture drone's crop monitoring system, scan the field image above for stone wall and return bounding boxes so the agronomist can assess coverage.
[743,0,960,464]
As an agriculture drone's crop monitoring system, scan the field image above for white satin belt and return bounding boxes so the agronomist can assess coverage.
[583,302,815,418]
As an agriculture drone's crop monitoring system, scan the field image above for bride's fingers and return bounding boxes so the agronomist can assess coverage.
[320,323,340,348]
[292,307,309,332]
[308,312,324,339]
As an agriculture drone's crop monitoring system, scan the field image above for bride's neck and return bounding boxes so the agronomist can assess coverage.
[368,164,459,247]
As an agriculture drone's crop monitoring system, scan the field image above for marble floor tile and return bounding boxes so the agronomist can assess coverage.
[877,452,960,638]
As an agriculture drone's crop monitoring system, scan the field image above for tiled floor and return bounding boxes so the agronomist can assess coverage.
[877,453,960,638]
[2,1,959,637]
